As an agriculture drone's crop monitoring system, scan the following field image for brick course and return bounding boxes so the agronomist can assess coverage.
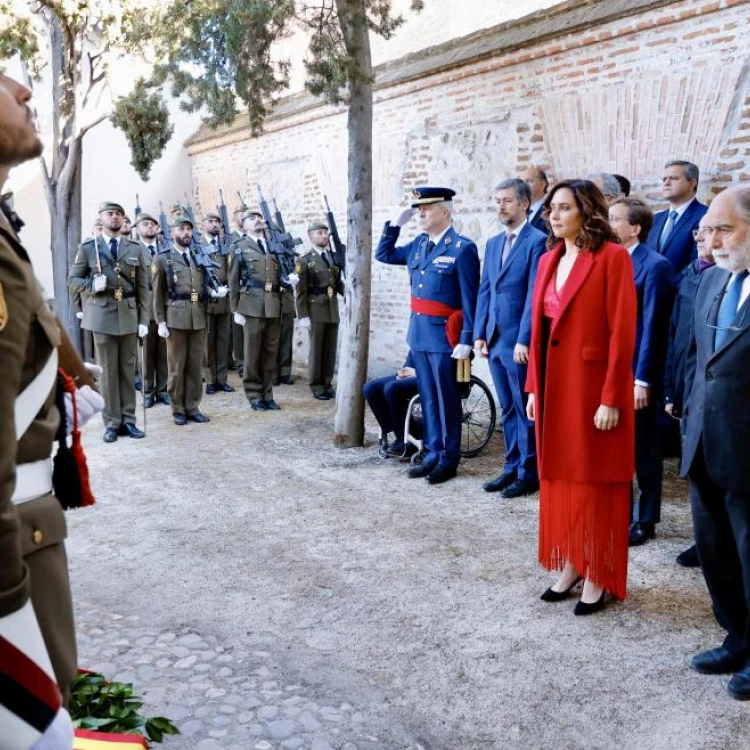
[187,0,750,376]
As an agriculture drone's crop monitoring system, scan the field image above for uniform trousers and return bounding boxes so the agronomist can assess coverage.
[232,321,244,369]
[204,311,231,385]
[632,401,664,524]
[487,343,537,481]
[166,328,206,415]
[363,374,418,440]
[277,311,295,379]
[411,350,462,468]
[243,316,281,402]
[145,320,168,397]
[93,332,137,429]
[689,443,750,658]
[308,322,338,395]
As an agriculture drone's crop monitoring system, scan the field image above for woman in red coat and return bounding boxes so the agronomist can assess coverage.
[526,179,636,614]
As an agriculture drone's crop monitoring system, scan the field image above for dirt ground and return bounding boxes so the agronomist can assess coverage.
[67,373,750,750]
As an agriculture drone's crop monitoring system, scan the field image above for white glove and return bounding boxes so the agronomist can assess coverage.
[138,324,148,338]
[215,285,229,298]
[298,317,311,329]
[158,322,170,339]
[76,311,83,320]
[451,344,472,360]
[64,385,105,433]
[85,362,103,379]
[30,708,74,750]
[396,207,416,227]
[287,273,299,287]
[233,312,246,326]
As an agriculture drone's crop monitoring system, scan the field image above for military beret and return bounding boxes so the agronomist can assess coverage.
[409,186,456,207]
[308,221,329,232]
[242,209,263,220]
[234,204,249,215]
[203,211,222,222]
[170,212,194,229]
[98,201,125,214]
[136,212,159,225]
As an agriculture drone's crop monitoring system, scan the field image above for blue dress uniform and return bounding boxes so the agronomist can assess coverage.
[376,189,480,471]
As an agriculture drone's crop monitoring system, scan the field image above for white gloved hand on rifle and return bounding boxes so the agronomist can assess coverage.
[209,285,229,299]
[298,317,311,330]
[287,273,299,287]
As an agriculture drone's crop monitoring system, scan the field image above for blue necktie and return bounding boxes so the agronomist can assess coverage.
[109,238,118,261]
[715,270,749,350]
[659,210,678,251]
[148,244,155,257]
[501,232,516,268]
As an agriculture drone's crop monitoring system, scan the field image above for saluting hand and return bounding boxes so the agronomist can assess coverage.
[395,207,416,227]
[594,404,619,431]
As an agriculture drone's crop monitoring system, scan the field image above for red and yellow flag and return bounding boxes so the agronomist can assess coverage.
[73,729,148,749]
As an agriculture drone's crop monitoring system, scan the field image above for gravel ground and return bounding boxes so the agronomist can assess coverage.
[67,373,750,750]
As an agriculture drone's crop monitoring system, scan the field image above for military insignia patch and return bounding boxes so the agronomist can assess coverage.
[151,262,157,275]
[295,264,302,274]
[445,237,452,245]
[0,282,6,332]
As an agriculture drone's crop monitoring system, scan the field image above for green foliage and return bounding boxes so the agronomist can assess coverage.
[0,1,44,74]
[111,78,174,180]
[69,671,180,745]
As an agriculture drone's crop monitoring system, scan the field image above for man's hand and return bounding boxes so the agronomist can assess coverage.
[451,344,472,360]
[158,322,170,339]
[64,385,105,433]
[594,405,619,431]
[298,317,311,330]
[233,312,246,327]
[76,311,83,320]
[526,393,535,422]
[474,339,489,358]
[634,384,651,410]
[395,207,416,227]
[665,402,675,417]
[215,285,229,298]
[287,273,299,287]
[396,367,416,379]
[513,343,530,365]
[138,324,148,338]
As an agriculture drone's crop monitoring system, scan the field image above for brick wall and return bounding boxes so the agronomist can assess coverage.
[187,0,750,377]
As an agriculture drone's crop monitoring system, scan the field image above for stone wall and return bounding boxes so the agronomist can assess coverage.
[187,0,750,378]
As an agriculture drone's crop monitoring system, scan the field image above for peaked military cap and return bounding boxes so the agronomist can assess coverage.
[203,211,222,222]
[136,212,159,225]
[308,220,329,232]
[170,212,194,229]
[410,186,456,207]
[98,201,125,214]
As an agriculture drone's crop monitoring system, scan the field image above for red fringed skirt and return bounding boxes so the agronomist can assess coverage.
[538,479,630,600]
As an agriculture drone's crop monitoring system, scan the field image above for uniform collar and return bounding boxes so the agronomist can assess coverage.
[428,225,451,245]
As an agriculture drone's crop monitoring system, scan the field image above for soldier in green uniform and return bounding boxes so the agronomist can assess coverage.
[202,212,235,393]
[295,221,345,400]
[229,209,283,410]
[136,212,169,407]
[152,214,219,425]
[229,203,248,373]
[275,281,296,386]
[69,201,150,442]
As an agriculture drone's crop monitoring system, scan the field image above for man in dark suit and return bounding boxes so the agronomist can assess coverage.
[520,167,549,233]
[609,198,675,546]
[475,178,546,498]
[647,160,708,275]
[681,184,750,700]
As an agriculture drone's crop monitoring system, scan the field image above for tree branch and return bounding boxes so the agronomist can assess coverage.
[76,113,108,140]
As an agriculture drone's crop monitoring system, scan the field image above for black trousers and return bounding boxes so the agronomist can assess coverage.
[689,442,750,657]
[632,401,664,524]
[363,375,419,440]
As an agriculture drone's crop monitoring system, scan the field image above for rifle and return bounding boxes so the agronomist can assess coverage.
[182,195,224,296]
[273,198,285,233]
[218,188,233,252]
[134,193,142,219]
[324,195,346,276]
[257,185,302,284]
[158,202,174,251]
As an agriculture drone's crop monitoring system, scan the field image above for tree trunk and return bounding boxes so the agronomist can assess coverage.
[332,0,373,448]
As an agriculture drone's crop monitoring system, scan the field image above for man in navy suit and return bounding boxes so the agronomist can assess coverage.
[681,184,750,700]
[520,167,549,234]
[609,198,675,546]
[647,160,708,275]
[475,178,546,498]
[376,187,480,485]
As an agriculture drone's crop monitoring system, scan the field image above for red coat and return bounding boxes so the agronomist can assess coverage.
[526,241,637,483]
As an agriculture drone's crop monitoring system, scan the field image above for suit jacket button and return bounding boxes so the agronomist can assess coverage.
[32,529,44,546]
[551,340,559,347]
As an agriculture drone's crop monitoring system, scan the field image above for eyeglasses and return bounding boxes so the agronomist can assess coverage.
[705,290,749,333]
[692,229,705,240]
[697,226,734,238]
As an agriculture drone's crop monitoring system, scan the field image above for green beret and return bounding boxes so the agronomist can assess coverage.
[308,221,329,232]
[99,201,125,214]
[234,204,249,215]
[136,212,159,225]
[242,209,263,221]
[203,212,222,222]
[170,212,194,229]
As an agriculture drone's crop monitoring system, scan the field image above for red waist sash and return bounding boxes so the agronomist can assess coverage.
[410,296,463,348]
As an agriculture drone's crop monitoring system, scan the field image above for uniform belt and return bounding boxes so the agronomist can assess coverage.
[11,459,53,505]
[243,278,281,293]
[103,289,135,299]
[308,285,335,296]
[169,292,203,301]
[410,296,458,318]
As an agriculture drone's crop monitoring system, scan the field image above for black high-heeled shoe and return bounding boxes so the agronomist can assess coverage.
[540,575,583,602]
[573,590,607,616]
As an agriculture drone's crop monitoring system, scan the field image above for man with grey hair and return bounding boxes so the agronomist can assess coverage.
[519,166,549,232]
[587,172,623,205]
[681,184,750,700]
[647,159,708,274]
[475,178,546,497]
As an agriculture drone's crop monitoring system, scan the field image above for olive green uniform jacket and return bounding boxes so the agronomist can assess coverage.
[295,248,344,324]
[228,236,282,319]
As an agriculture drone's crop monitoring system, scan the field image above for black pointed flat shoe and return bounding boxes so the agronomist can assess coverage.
[540,576,583,602]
